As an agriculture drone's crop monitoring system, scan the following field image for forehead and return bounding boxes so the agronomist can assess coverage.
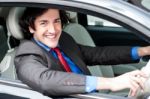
[37,8,60,19]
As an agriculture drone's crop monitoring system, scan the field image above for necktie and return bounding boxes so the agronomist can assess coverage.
[52,47,71,72]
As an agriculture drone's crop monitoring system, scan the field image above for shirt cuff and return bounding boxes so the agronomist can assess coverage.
[131,47,140,60]
[85,76,97,93]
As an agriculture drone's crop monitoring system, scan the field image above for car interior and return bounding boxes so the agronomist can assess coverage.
[0,6,149,98]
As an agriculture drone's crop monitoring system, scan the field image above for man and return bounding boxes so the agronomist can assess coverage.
[15,7,149,97]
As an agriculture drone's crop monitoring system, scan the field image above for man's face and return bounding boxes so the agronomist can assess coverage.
[29,9,62,48]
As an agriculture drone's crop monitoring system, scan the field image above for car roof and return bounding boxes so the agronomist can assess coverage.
[0,0,149,28]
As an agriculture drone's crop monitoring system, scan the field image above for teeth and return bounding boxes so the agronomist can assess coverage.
[46,35,56,39]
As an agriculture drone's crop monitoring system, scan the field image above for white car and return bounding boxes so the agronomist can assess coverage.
[0,0,150,99]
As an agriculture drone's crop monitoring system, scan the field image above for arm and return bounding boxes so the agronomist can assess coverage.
[14,41,87,96]
[78,45,139,65]
[15,54,87,96]
[96,70,147,96]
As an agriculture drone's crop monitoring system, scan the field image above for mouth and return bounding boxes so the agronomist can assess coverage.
[45,34,57,39]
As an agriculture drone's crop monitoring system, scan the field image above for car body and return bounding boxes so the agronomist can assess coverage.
[0,0,150,99]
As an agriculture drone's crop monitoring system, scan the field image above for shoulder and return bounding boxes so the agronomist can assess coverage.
[60,31,74,41]
[60,31,78,46]
[16,40,45,56]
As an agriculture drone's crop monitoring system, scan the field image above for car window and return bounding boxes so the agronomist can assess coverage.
[87,15,121,27]
[0,21,8,62]
[141,0,150,10]
[85,12,149,47]
[127,0,150,12]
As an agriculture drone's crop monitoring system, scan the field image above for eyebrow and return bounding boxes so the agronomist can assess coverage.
[38,17,61,23]
[39,20,47,23]
[55,18,61,21]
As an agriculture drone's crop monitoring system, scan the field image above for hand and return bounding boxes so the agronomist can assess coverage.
[138,46,150,57]
[96,70,148,96]
[110,70,147,96]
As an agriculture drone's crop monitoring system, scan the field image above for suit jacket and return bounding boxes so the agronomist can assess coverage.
[14,32,138,96]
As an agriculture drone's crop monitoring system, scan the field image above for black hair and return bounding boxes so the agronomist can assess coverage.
[19,7,70,39]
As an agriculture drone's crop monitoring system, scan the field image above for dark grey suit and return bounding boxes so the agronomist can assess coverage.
[14,32,138,96]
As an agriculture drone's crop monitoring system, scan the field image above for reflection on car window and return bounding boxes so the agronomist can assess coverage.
[141,0,150,10]
[87,15,121,27]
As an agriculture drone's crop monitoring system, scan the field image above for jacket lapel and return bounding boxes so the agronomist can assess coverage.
[59,32,91,75]
[46,50,66,71]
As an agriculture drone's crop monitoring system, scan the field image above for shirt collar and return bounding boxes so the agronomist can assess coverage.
[32,38,51,52]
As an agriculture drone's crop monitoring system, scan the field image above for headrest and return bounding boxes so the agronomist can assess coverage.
[6,7,25,40]
[67,11,77,22]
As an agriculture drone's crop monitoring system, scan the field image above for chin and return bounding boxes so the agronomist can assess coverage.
[48,43,58,48]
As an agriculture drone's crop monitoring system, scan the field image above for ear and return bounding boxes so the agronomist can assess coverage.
[29,26,35,34]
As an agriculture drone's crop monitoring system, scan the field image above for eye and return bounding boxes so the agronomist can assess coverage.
[40,21,48,26]
[55,18,61,23]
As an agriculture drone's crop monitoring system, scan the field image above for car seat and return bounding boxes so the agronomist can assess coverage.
[63,23,115,77]
[0,7,25,80]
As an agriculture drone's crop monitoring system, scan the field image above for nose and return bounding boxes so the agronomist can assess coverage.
[48,23,55,33]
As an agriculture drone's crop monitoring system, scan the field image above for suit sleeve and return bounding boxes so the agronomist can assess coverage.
[78,45,139,65]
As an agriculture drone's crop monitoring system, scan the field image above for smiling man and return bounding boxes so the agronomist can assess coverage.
[15,7,150,97]
[29,9,62,48]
